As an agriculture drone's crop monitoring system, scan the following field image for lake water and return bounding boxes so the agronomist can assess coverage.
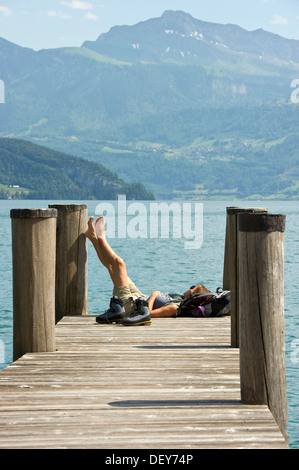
[0,199,298,448]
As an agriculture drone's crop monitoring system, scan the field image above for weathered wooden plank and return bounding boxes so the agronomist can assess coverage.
[0,317,288,449]
[0,405,287,449]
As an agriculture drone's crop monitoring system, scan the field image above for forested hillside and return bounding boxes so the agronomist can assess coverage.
[0,138,155,200]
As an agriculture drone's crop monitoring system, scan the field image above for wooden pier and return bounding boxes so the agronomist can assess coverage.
[0,316,288,449]
[0,204,289,449]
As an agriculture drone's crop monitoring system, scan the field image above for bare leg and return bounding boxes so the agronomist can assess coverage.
[84,216,129,287]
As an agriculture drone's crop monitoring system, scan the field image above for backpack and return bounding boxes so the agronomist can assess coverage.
[177,288,231,318]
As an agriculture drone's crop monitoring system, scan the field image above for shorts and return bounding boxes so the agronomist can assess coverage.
[113,277,147,315]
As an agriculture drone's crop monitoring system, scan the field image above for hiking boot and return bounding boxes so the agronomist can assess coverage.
[122,298,151,326]
[96,296,126,324]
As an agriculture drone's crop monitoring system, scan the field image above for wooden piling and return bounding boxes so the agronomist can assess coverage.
[49,204,88,323]
[10,208,58,361]
[238,212,288,441]
[223,207,268,347]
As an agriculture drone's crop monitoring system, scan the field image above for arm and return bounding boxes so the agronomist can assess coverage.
[150,303,178,318]
[147,291,179,318]
[147,291,162,312]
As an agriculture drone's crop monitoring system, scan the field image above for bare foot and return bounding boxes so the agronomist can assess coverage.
[95,216,106,239]
[84,216,97,240]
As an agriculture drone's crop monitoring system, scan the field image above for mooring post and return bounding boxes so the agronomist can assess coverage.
[11,208,58,361]
[238,212,288,442]
[48,204,88,323]
[223,207,268,347]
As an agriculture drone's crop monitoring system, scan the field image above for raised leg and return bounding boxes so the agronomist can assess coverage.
[84,216,129,287]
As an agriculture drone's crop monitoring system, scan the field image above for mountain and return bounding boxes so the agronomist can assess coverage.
[0,138,155,200]
[0,10,298,199]
[83,10,299,71]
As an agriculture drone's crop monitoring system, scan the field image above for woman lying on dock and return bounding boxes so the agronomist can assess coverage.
[84,216,210,326]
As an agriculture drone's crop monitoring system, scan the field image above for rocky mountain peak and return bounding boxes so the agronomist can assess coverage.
[82,10,299,67]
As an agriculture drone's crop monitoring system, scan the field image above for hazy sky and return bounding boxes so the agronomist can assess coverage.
[0,0,298,50]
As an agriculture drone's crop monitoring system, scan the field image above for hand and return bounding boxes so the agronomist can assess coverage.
[151,291,162,297]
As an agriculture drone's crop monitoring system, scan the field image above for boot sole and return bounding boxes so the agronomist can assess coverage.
[122,319,152,327]
[96,317,124,324]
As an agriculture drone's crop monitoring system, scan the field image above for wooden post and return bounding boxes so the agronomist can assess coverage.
[49,204,88,323]
[223,207,268,347]
[238,212,288,442]
[11,208,57,361]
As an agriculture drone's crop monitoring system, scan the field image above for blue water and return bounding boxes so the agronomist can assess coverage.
[0,199,298,448]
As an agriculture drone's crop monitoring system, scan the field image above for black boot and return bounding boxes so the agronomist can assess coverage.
[122,298,151,326]
[96,296,126,324]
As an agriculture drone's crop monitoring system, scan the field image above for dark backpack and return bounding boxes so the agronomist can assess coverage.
[178,288,231,318]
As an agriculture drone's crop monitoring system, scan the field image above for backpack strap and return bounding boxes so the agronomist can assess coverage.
[177,292,215,315]
[185,292,216,302]
[176,288,230,318]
